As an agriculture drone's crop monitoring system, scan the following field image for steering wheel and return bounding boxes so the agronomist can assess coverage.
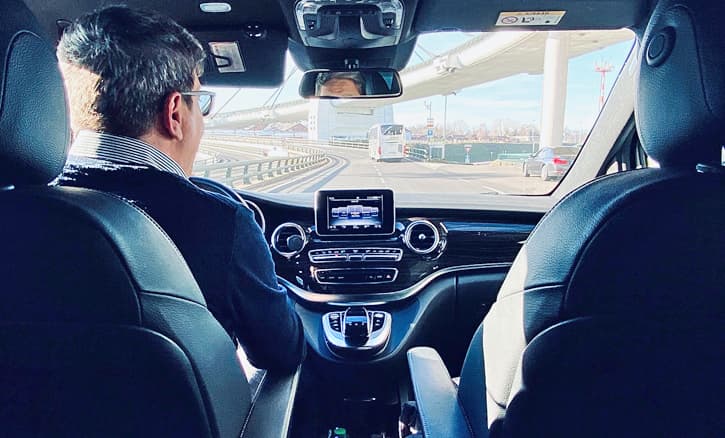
[189,176,266,233]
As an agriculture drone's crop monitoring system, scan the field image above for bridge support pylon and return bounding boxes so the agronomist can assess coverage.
[539,32,570,150]
[308,100,394,141]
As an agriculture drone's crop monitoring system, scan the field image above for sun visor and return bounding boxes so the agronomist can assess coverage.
[192,27,287,87]
[414,0,648,32]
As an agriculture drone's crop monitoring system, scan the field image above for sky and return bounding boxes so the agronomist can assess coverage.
[208,31,635,132]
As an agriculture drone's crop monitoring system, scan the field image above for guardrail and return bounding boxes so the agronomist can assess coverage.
[205,134,368,151]
[193,153,327,187]
[406,145,429,161]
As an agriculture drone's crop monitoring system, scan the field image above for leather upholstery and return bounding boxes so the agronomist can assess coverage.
[456,324,488,438]
[407,347,473,438]
[479,0,725,432]
[504,317,724,437]
[483,167,724,432]
[0,187,252,437]
[241,368,302,438]
[409,0,724,435]
[0,2,301,436]
[0,0,69,187]
[636,0,725,167]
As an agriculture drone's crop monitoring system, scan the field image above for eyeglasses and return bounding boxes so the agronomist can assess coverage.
[180,90,216,117]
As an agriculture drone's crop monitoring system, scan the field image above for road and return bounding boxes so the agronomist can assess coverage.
[255,147,557,195]
[196,142,557,195]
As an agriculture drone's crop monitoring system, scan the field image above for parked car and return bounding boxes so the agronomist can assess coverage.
[523,146,580,180]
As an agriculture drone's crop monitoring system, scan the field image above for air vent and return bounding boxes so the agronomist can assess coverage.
[404,220,440,255]
[271,222,307,258]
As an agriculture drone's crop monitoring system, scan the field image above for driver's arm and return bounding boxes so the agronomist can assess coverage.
[224,205,306,374]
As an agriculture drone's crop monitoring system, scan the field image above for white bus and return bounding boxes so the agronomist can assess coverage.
[368,124,405,162]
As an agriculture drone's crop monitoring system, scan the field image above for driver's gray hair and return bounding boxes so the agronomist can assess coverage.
[315,71,365,94]
[58,5,206,138]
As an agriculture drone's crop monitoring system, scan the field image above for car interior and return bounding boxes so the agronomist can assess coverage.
[2,0,723,437]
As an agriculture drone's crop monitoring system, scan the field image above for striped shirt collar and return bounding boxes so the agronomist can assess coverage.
[70,130,187,178]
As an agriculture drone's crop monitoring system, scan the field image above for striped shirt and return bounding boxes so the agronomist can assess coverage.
[70,130,186,178]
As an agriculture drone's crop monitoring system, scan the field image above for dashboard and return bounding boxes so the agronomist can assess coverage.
[259,189,537,305]
[239,187,543,389]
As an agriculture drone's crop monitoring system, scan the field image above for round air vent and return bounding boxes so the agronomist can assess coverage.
[271,222,307,258]
[404,220,440,255]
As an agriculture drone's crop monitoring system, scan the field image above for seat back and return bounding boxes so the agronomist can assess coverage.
[474,0,725,434]
[0,2,251,436]
[503,317,725,437]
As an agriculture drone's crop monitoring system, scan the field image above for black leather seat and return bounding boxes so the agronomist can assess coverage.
[407,0,725,436]
[0,2,297,436]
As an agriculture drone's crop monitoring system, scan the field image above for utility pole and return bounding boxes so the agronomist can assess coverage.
[594,61,614,110]
[443,95,448,143]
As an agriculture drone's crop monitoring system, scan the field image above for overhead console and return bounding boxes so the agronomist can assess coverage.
[294,0,405,49]
[279,0,420,70]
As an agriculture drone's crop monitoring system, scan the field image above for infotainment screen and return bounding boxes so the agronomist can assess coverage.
[314,189,395,236]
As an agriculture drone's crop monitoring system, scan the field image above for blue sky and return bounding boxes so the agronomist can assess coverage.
[209,31,635,131]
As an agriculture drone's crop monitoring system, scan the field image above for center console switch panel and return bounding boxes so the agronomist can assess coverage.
[315,268,398,284]
[309,248,403,263]
[323,308,391,357]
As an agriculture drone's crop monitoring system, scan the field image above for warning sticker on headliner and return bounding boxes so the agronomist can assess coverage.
[496,11,566,26]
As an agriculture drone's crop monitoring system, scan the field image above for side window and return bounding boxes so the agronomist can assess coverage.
[602,116,650,175]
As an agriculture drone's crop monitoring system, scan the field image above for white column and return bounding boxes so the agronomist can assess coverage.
[539,32,569,149]
[308,101,392,140]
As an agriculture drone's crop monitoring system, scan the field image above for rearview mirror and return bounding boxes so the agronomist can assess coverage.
[299,69,403,99]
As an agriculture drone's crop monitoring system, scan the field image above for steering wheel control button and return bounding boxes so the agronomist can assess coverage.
[322,309,392,358]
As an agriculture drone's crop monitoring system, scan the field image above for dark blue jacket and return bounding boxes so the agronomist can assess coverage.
[60,157,305,373]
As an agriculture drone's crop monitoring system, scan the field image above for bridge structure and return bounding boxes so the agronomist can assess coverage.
[206,29,633,148]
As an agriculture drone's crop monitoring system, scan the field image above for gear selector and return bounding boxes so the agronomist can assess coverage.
[323,307,391,357]
[343,307,369,342]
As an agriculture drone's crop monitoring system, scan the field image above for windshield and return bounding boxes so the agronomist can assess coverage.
[199,29,634,200]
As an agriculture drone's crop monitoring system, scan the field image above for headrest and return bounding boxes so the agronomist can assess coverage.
[636,0,725,168]
[0,0,69,187]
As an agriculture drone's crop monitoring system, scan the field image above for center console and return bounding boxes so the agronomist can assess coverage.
[259,188,538,437]
[271,189,450,360]
[271,189,445,298]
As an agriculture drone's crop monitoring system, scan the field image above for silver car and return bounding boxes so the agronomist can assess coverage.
[523,146,580,181]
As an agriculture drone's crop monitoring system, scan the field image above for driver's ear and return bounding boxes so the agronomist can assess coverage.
[160,92,185,141]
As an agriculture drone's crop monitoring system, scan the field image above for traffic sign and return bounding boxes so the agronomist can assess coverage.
[427,129,433,137]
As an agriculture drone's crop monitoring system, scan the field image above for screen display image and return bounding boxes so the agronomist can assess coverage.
[315,189,395,236]
[328,195,383,231]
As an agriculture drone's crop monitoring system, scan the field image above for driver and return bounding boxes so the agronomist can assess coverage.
[56,6,305,374]
[316,71,365,97]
